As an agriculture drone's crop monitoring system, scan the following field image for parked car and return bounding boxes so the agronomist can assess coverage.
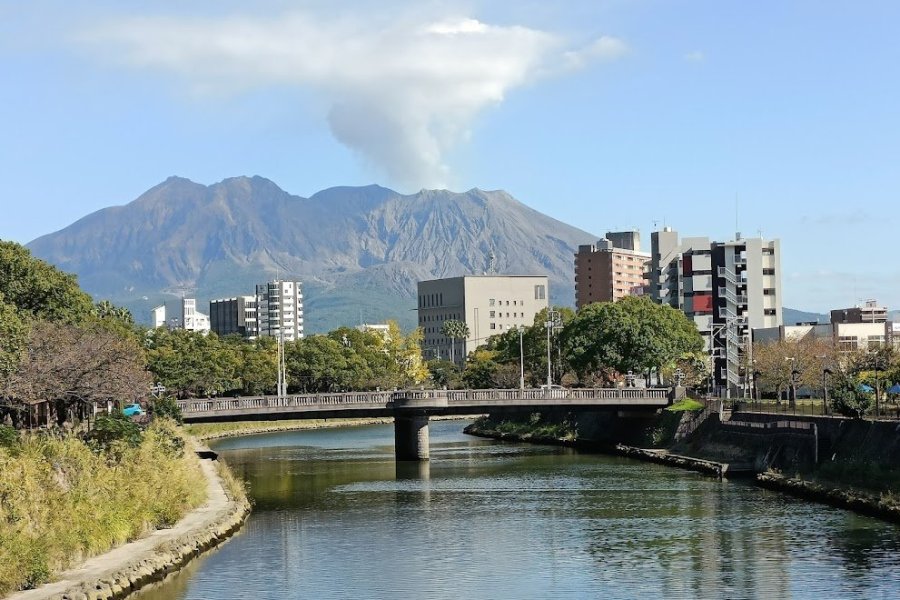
[123,403,145,417]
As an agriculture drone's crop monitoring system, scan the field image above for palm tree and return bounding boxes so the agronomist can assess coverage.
[440,319,470,365]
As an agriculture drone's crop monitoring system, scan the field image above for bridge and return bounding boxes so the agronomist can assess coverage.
[178,387,680,461]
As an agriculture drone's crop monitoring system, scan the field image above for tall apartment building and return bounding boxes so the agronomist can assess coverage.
[209,296,258,338]
[417,275,549,366]
[648,228,782,396]
[574,231,650,308]
[256,280,304,341]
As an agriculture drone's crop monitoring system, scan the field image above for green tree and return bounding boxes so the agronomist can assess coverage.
[285,335,368,392]
[427,359,463,389]
[0,241,94,324]
[561,297,703,385]
[440,319,470,365]
[145,329,239,397]
[0,292,29,383]
[830,371,873,418]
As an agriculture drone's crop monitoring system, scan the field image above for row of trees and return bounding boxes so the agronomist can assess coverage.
[752,336,900,417]
[2,239,709,429]
[145,322,428,398]
[438,297,706,390]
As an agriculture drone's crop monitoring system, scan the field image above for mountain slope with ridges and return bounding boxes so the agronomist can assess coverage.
[27,177,598,332]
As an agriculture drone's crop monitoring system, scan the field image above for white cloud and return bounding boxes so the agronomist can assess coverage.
[684,50,705,62]
[79,11,626,189]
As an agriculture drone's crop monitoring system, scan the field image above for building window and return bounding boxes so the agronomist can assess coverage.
[534,285,546,300]
[489,311,495,318]
[489,299,495,307]
[764,308,777,316]
[490,323,496,330]
[763,288,776,296]
[763,268,775,275]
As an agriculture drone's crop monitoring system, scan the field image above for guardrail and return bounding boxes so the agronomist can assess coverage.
[178,387,672,414]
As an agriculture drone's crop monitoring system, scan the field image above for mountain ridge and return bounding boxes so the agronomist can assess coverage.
[27,176,598,332]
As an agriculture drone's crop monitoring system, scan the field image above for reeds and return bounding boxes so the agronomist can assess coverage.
[0,420,206,594]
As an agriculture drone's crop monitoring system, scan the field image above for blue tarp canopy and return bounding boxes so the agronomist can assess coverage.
[858,383,875,393]
[888,384,900,394]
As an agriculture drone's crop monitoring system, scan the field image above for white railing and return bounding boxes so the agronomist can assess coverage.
[178,387,671,414]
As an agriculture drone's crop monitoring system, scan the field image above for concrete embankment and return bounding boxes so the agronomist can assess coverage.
[756,471,900,524]
[7,446,250,600]
[467,408,900,522]
[463,421,735,478]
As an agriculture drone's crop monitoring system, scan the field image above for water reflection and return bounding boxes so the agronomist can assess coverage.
[137,421,900,600]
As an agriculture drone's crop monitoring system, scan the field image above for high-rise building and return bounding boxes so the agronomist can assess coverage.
[417,275,549,366]
[648,228,782,396]
[256,280,304,341]
[209,296,258,338]
[181,298,210,334]
[574,231,650,308]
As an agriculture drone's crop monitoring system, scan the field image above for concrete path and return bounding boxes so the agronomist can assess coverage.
[6,452,246,600]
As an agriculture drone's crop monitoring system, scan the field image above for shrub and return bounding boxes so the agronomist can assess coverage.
[0,424,18,450]
[150,396,183,424]
[84,411,143,453]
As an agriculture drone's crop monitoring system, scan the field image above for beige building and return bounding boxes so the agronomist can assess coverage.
[574,231,649,308]
[417,275,549,365]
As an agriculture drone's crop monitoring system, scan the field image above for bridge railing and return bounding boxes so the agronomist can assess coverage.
[178,391,394,414]
[445,388,670,402]
[178,387,672,414]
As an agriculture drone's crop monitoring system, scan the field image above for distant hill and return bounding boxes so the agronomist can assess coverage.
[27,177,598,332]
[782,307,829,325]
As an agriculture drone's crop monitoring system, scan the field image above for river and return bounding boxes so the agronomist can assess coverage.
[137,420,900,599]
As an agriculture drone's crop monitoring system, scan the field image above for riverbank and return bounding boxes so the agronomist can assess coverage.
[187,417,395,441]
[463,421,734,478]
[757,471,900,524]
[188,414,482,441]
[5,439,250,600]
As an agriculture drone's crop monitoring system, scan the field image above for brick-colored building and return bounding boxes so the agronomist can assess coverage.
[574,231,649,308]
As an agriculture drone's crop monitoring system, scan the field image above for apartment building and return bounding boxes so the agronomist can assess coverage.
[256,280,304,341]
[209,295,258,338]
[181,298,211,334]
[831,299,888,324]
[574,231,650,308]
[417,275,549,365]
[648,228,782,396]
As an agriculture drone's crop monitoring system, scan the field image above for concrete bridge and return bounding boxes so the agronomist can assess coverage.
[178,387,679,460]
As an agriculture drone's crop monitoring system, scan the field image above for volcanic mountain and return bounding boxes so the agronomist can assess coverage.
[27,176,598,332]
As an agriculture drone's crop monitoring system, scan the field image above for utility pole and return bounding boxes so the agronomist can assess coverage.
[545,309,560,389]
[518,326,525,391]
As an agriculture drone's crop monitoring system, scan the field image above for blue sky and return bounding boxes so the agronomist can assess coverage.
[1,1,898,312]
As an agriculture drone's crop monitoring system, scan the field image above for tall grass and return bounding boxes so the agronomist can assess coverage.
[0,420,206,594]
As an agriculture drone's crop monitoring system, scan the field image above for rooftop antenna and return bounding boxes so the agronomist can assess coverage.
[735,193,740,240]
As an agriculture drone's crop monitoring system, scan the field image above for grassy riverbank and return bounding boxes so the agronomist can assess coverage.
[186,417,395,441]
[0,420,206,595]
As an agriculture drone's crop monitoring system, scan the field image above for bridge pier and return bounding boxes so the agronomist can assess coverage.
[394,415,430,461]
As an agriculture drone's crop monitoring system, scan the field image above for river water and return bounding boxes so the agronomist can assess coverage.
[138,420,900,599]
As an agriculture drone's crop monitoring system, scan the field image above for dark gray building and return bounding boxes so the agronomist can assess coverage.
[209,296,258,338]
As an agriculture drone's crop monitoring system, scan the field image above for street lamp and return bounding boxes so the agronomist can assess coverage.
[784,357,798,408]
[822,367,833,415]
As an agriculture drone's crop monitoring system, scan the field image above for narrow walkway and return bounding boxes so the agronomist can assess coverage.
[7,451,246,600]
